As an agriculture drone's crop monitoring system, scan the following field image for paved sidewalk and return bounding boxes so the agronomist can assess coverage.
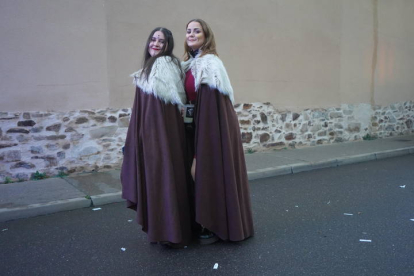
[1,135,413,222]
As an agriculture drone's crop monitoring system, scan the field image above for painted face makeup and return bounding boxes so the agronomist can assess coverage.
[148,31,165,57]
[186,22,205,51]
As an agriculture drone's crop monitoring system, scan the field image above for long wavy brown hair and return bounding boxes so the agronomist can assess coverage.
[141,27,182,81]
[183,19,218,61]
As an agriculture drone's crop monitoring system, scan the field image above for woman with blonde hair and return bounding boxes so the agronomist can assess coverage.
[121,27,192,248]
[182,19,254,244]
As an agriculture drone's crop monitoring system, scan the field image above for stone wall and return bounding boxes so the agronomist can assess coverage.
[1,101,413,182]
[236,101,414,150]
[0,109,130,182]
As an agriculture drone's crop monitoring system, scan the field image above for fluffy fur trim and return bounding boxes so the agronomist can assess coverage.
[130,56,186,106]
[181,53,234,103]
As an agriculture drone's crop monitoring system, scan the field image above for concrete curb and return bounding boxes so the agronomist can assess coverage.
[247,146,414,181]
[336,153,377,166]
[91,192,123,206]
[248,165,292,180]
[375,148,412,160]
[291,159,338,174]
[0,197,91,223]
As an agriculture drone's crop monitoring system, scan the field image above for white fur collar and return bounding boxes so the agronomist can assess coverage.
[130,56,186,106]
[181,53,234,103]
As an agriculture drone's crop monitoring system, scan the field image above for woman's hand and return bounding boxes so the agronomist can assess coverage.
[191,158,196,181]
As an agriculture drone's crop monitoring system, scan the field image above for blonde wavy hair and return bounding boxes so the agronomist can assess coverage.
[183,19,218,61]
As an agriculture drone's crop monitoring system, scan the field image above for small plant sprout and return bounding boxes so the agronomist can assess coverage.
[31,171,48,180]
[363,134,377,141]
[57,171,68,178]
[247,148,255,154]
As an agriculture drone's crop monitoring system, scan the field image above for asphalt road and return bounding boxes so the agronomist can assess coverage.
[1,155,413,276]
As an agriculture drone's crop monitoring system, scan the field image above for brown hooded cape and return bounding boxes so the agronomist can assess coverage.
[193,84,254,241]
[121,88,192,245]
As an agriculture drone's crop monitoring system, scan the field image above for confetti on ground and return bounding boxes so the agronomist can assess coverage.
[400,185,406,188]
[295,205,299,208]
[213,263,219,270]
[359,239,372,242]
[2,228,8,232]
[128,219,133,222]
[410,219,414,221]
[121,248,126,251]
[285,210,289,212]
[344,213,354,216]
[327,201,331,205]
[92,208,102,211]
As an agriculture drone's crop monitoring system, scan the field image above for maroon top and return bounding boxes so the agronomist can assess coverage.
[185,70,196,103]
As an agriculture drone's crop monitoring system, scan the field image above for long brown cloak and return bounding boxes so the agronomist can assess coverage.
[121,88,192,245]
[193,85,254,241]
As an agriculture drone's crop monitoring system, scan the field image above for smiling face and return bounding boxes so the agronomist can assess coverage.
[148,31,165,57]
[186,21,205,51]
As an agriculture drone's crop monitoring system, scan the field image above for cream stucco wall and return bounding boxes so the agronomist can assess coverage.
[0,0,413,111]
[374,0,414,106]
[0,0,109,111]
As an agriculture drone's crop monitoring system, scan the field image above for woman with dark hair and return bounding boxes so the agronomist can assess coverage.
[182,19,254,244]
[121,27,192,247]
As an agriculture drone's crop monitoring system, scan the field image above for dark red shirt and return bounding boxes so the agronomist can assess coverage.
[185,70,196,103]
